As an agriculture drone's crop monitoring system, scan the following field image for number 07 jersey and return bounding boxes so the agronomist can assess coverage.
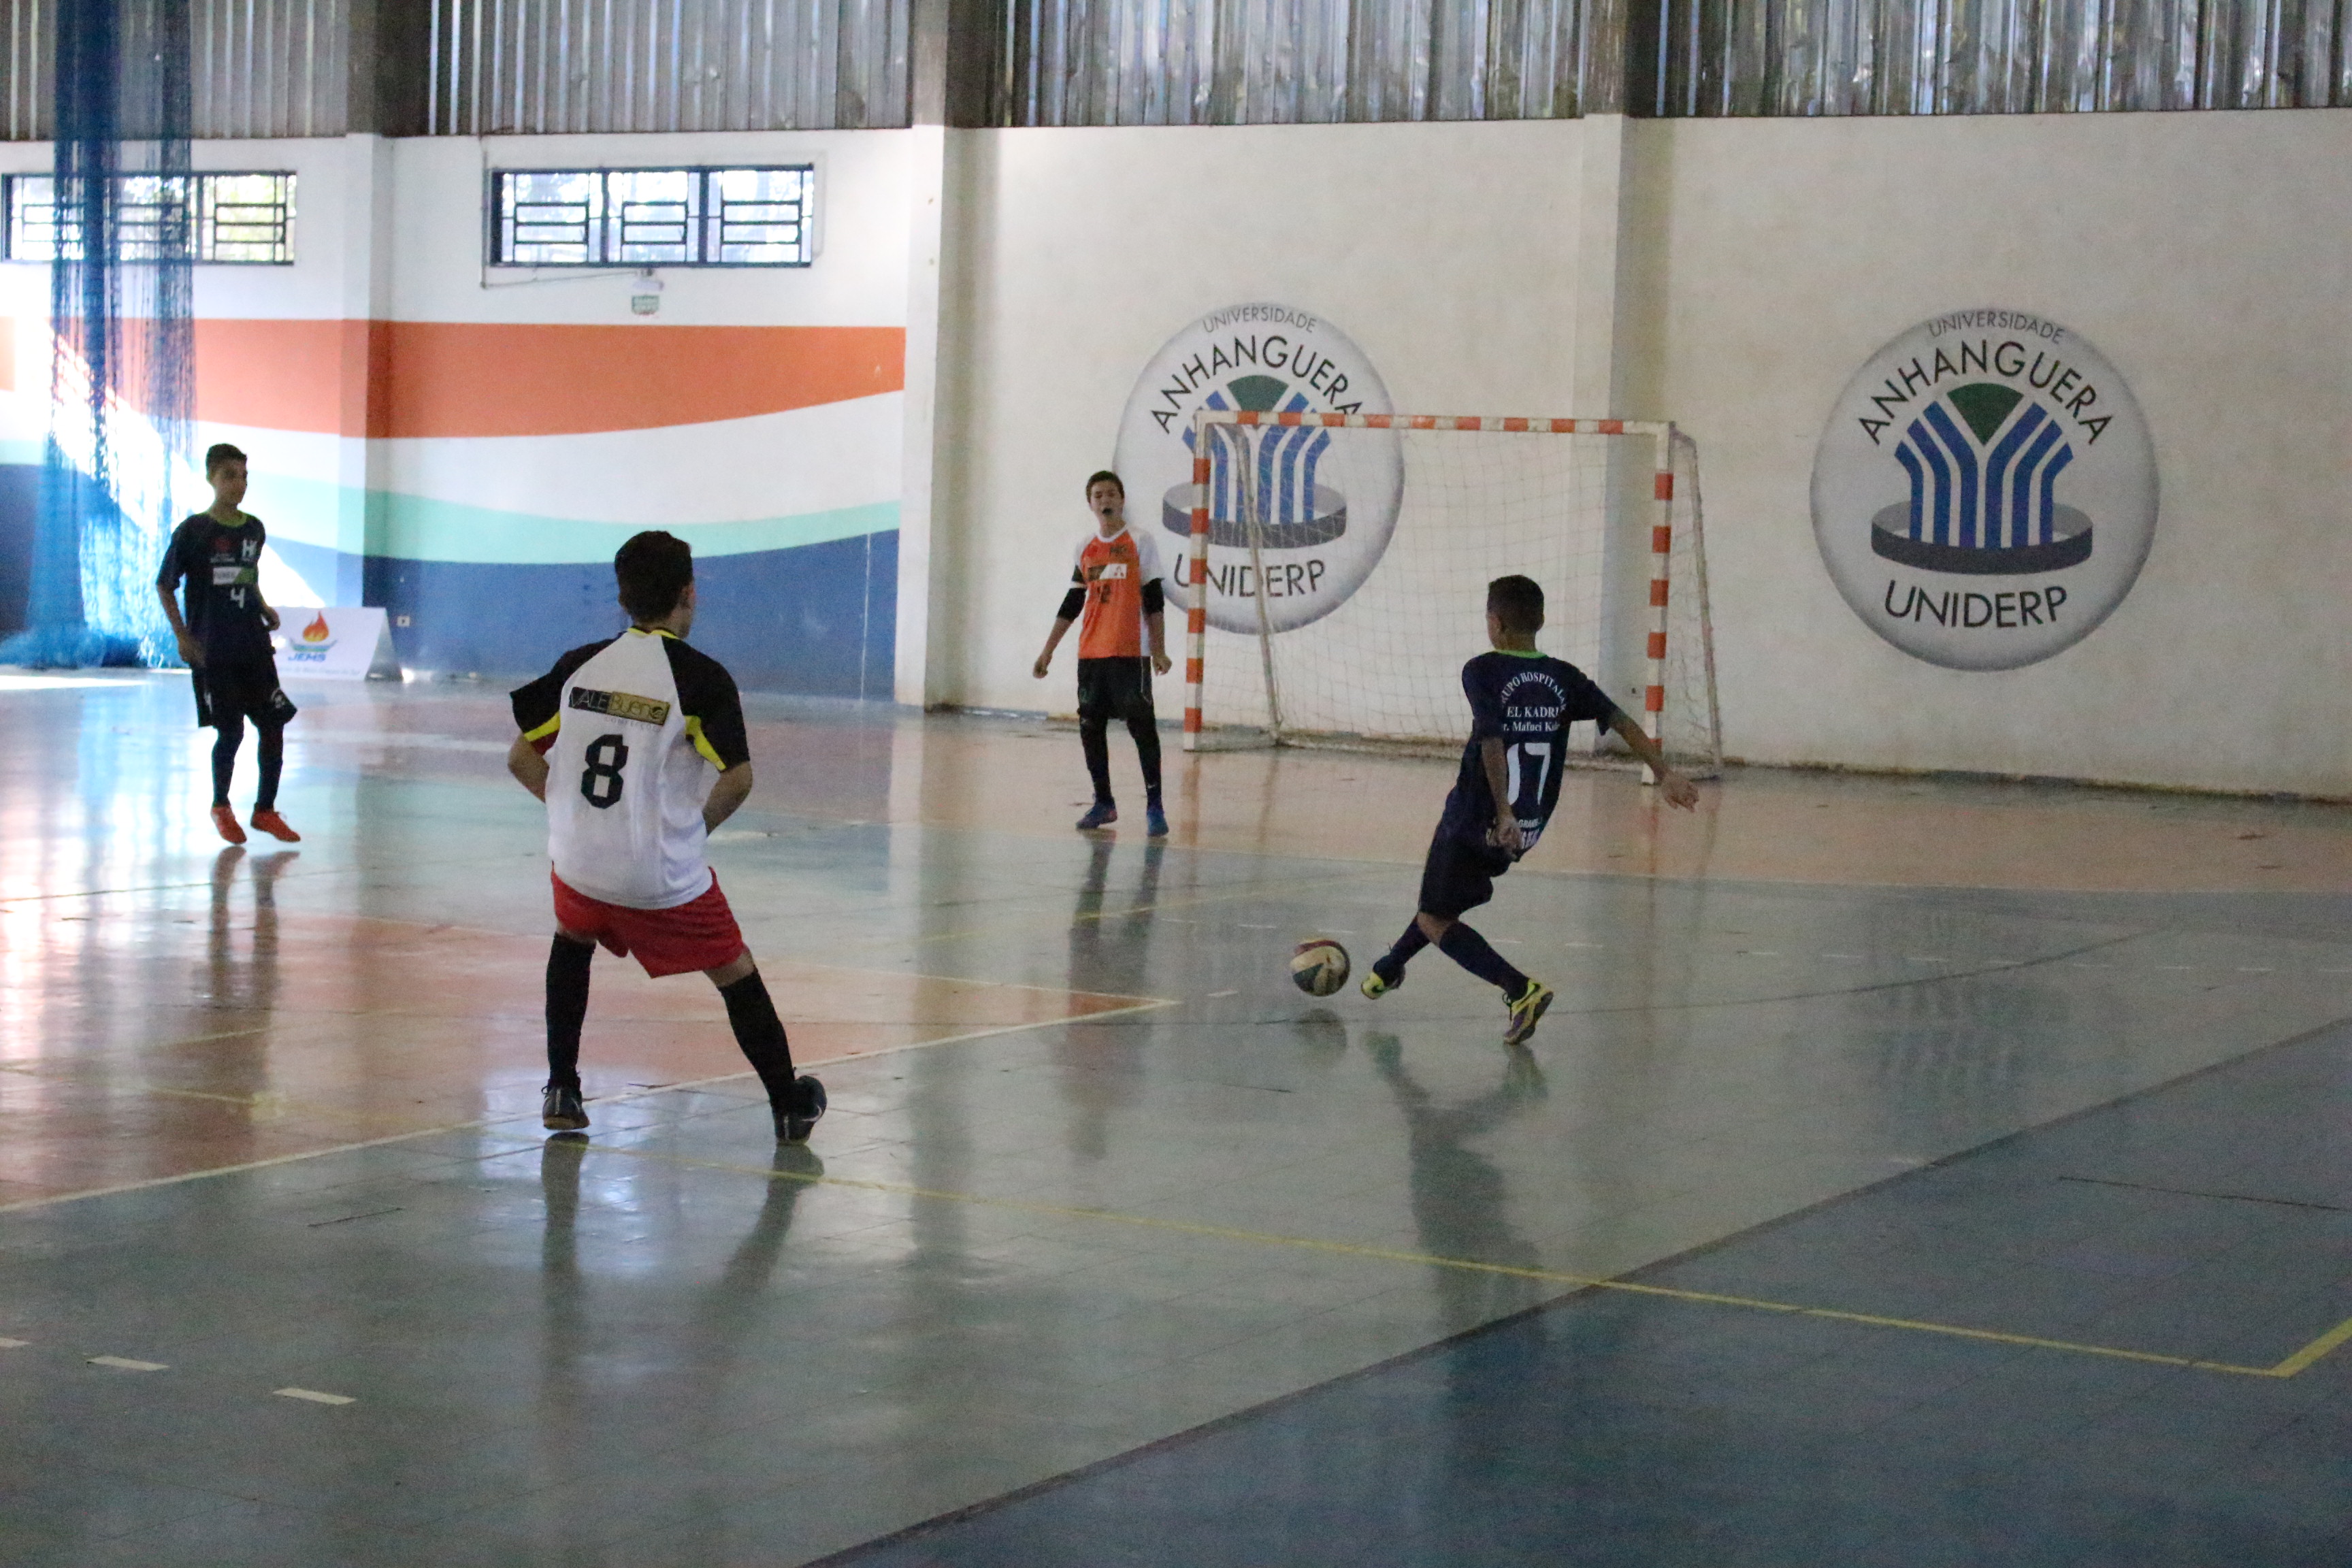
[1435,649,1622,858]
[510,628,752,910]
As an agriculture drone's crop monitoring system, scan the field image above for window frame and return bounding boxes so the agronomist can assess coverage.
[1,171,298,266]
[487,165,819,271]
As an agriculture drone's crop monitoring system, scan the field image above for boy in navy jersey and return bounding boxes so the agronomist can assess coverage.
[157,443,301,845]
[1362,576,1700,1045]
[506,532,826,1143]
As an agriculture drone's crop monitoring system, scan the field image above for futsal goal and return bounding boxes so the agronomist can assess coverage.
[1175,411,1722,777]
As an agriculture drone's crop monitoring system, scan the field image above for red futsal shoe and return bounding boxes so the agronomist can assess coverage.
[210,804,247,845]
[250,809,301,843]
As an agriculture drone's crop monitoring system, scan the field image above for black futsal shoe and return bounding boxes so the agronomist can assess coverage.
[776,1075,827,1144]
[542,1083,589,1132]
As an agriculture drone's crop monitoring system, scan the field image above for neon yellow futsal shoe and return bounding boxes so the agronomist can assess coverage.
[1503,979,1554,1047]
[1361,966,1401,999]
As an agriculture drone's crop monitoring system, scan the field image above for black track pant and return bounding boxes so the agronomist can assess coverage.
[1076,657,1161,805]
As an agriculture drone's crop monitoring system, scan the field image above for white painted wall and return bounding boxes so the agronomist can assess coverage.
[932,109,2352,795]
[11,109,2351,791]
[1636,110,2352,794]
[931,118,1598,713]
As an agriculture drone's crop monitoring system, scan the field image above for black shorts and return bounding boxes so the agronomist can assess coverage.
[193,656,297,730]
[1076,657,1155,725]
[1418,832,1515,921]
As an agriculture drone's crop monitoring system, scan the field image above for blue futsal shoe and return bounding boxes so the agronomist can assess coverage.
[1145,801,1169,838]
[1076,801,1117,831]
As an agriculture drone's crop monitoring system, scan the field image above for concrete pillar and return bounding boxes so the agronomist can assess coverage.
[330,133,393,608]
[894,0,1001,705]
[896,124,953,706]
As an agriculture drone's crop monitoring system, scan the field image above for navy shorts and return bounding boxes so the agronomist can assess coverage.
[1417,832,1515,921]
[193,656,297,730]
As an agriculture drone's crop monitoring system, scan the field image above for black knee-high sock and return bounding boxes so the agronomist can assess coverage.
[254,722,285,811]
[717,970,798,1105]
[546,936,593,1090]
[1377,919,1431,981]
[1128,713,1163,800]
[1079,716,1114,804]
[210,715,244,806]
[1437,921,1529,997]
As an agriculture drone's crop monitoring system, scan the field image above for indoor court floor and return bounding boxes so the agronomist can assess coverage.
[4,669,2352,1567]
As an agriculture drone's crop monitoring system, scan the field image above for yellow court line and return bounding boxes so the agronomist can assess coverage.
[2268,1313,2352,1378]
[517,1134,2327,1381]
[0,998,1177,1216]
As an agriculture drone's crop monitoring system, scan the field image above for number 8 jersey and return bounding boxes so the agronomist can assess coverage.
[510,627,752,909]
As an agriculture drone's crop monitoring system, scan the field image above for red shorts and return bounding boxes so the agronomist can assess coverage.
[551,871,746,978]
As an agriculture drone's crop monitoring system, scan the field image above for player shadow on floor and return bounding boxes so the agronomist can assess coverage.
[1056,836,1166,1162]
[1365,1032,1550,1335]
[170,845,299,1166]
[536,1135,823,1456]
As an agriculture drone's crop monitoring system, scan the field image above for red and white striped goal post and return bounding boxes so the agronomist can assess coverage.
[1182,410,1680,774]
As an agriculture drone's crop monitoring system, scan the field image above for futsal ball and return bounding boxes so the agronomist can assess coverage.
[1290,938,1350,997]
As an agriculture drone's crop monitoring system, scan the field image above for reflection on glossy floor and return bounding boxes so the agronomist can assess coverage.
[4,670,2351,1566]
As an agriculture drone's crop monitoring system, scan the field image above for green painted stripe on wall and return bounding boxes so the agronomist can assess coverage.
[220,473,899,563]
[375,492,901,564]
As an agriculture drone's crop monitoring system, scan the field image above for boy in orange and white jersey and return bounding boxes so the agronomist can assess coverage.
[1032,470,1173,836]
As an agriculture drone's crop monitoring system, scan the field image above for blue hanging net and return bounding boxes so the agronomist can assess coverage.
[1,0,193,669]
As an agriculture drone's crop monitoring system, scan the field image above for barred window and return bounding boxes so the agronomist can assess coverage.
[3,173,296,264]
[492,167,814,268]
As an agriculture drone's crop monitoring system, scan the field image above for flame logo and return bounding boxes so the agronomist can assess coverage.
[301,612,331,643]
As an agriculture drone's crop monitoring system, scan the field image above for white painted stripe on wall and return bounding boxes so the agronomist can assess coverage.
[380,392,904,524]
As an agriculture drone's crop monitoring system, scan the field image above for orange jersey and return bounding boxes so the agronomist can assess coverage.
[1073,527,1165,660]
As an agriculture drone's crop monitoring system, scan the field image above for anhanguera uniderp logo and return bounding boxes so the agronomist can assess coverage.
[1812,310,2158,670]
[1115,304,1401,634]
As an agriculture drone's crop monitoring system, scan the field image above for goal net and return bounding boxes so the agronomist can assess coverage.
[1174,413,1722,774]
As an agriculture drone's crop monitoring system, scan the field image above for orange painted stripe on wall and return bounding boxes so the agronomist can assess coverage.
[188,320,906,438]
[191,319,346,433]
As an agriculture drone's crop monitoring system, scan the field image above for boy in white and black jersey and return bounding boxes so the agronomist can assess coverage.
[506,532,826,1142]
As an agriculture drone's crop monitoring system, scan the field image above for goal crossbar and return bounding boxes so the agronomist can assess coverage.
[1181,411,1688,768]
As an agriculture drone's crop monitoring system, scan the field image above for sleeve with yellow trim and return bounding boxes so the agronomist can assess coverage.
[508,639,614,753]
[662,639,751,770]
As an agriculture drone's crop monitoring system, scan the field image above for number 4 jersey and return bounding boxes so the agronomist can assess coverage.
[510,627,751,909]
[1435,650,1622,858]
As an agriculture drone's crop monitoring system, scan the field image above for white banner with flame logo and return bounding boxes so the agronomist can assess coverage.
[273,607,394,679]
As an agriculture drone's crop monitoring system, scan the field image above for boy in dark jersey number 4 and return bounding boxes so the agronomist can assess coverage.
[1362,576,1701,1046]
[506,532,826,1143]
[156,443,301,846]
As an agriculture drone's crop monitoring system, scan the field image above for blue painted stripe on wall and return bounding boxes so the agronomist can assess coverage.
[362,529,897,698]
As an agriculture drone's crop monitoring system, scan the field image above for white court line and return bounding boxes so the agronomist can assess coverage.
[274,1387,356,1405]
[0,1337,29,1348]
[286,730,511,753]
[0,675,142,691]
[88,1356,167,1371]
[0,998,1177,1218]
